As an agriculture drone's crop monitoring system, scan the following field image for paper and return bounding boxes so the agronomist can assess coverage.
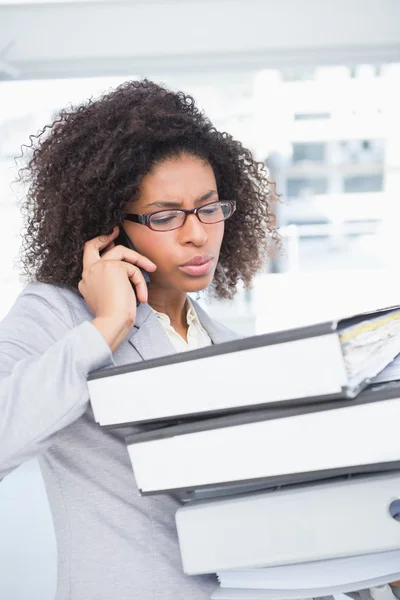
[217,551,400,590]
[339,309,400,388]
[373,354,400,384]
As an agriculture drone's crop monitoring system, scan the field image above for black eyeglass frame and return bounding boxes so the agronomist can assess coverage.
[124,200,237,231]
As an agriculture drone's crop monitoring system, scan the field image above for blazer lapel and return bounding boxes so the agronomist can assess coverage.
[126,302,176,361]
[126,298,240,362]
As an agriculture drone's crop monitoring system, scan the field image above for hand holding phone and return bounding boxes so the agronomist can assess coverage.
[80,226,156,352]
[114,226,151,306]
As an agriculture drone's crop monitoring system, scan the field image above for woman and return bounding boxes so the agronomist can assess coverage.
[0,79,276,599]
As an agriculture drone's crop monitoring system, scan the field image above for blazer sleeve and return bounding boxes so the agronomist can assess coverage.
[0,283,116,480]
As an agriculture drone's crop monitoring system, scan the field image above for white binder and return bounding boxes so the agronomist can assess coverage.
[88,306,400,427]
[126,383,400,496]
[175,473,400,575]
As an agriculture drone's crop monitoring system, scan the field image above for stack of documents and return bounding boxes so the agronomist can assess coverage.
[87,304,400,599]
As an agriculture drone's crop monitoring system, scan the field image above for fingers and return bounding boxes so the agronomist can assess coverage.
[83,226,119,270]
[100,241,116,256]
[101,245,157,272]
[125,264,149,304]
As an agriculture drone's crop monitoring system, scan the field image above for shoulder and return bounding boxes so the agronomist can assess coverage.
[8,281,91,328]
[0,282,100,370]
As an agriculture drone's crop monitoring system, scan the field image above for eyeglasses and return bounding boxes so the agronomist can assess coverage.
[124,200,236,232]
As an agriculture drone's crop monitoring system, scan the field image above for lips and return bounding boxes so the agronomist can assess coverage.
[181,254,214,267]
[179,254,214,277]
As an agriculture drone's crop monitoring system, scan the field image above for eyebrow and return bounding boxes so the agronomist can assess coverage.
[144,190,218,209]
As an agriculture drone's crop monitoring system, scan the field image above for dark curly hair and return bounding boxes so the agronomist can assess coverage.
[17,79,279,299]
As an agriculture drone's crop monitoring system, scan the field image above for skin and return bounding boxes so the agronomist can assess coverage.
[80,154,225,349]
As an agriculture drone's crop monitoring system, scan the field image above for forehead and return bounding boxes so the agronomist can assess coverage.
[139,155,216,200]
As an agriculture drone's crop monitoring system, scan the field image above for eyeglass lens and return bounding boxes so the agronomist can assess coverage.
[149,201,234,231]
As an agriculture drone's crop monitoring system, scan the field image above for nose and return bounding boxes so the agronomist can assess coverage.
[179,213,208,247]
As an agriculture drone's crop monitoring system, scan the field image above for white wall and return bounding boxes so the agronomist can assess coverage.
[1,0,400,79]
[0,461,57,600]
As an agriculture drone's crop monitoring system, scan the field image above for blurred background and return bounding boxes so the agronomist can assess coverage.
[1,0,400,598]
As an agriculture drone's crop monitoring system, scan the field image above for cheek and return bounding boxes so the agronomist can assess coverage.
[209,222,225,248]
[151,234,177,268]
[133,229,177,268]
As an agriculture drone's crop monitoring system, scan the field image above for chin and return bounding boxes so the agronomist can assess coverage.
[179,274,214,293]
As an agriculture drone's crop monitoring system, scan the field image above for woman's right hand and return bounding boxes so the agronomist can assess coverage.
[79,226,157,352]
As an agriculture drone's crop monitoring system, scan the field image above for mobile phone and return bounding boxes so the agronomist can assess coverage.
[114,225,151,306]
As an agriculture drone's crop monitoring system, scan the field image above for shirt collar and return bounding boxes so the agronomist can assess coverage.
[151,297,199,328]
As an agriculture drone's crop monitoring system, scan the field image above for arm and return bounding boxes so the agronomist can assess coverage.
[0,284,115,480]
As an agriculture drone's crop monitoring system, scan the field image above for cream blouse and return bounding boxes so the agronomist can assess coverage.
[151,298,212,352]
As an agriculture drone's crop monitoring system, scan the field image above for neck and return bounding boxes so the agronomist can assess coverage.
[147,286,188,329]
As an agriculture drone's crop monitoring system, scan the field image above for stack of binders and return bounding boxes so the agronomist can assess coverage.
[88,305,400,599]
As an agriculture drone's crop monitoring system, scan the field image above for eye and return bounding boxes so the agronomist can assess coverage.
[150,211,180,225]
[152,215,176,224]
[200,202,220,215]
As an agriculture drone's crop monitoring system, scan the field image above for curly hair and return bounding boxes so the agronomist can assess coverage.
[17,78,279,299]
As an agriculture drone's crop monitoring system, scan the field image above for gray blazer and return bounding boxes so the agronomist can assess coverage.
[0,282,238,600]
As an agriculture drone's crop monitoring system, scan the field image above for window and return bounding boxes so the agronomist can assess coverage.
[338,139,384,164]
[292,142,326,164]
[286,177,328,198]
[294,113,331,121]
[343,174,384,193]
